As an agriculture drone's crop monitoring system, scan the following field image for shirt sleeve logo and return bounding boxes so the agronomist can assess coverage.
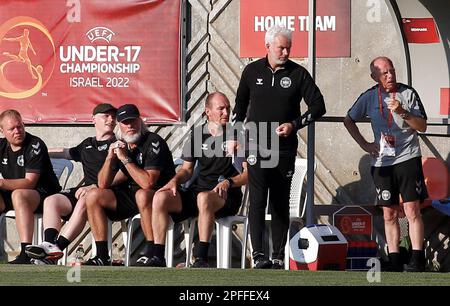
[280,77,292,88]
[151,141,160,154]
[31,141,41,155]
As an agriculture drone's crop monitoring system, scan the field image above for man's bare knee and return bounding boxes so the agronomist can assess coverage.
[135,189,155,210]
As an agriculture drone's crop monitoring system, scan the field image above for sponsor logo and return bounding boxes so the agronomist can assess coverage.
[381,190,391,201]
[97,144,107,151]
[256,78,263,85]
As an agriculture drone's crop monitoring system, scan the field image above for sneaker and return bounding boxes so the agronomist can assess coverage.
[83,256,111,266]
[8,254,32,265]
[271,259,284,269]
[405,261,425,272]
[253,257,272,269]
[134,255,152,266]
[191,258,210,268]
[25,241,63,260]
[31,258,58,265]
[148,256,167,267]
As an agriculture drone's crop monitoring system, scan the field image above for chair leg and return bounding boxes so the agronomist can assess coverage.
[165,219,174,267]
[107,220,113,258]
[241,220,248,269]
[183,218,196,267]
[215,221,222,268]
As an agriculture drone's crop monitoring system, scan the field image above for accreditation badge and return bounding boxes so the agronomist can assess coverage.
[379,132,396,157]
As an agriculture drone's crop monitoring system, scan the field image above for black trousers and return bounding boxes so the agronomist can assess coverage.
[248,154,295,260]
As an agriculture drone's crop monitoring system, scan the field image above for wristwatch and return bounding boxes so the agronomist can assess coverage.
[399,111,410,120]
[225,178,234,188]
[121,157,133,166]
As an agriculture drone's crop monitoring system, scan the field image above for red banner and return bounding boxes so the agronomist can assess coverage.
[0,0,182,124]
[402,18,440,44]
[240,0,350,58]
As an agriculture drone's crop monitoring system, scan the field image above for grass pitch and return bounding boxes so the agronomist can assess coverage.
[0,265,449,286]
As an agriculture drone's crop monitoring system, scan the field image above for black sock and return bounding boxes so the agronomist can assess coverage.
[145,241,154,257]
[56,236,70,251]
[95,241,109,259]
[44,228,59,243]
[194,241,210,261]
[21,243,31,256]
[411,250,425,264]
[153,244,165,259]
[389,252,402,268]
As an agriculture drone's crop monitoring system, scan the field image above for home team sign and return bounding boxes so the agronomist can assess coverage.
[240,0,350,58]
[0,0,182,124]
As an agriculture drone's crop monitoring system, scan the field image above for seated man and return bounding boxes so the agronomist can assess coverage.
[25,103,117,264]
[84,104,175,266]
[152,92,247,268]
[0,110,61,264]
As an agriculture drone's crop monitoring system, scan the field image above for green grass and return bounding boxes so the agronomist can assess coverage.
[0,265,449,286]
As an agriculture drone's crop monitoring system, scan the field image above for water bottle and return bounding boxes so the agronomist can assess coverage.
[111,243,124,266]
[73,244,85,266]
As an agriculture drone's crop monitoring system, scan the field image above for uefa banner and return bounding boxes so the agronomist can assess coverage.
[240,0,350,58]
[0,0,182,124]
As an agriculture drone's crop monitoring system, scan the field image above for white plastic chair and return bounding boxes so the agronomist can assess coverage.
[215,185,250,269]
[0,158,74,257]
[124,158,197,267]
[264,158,313,270]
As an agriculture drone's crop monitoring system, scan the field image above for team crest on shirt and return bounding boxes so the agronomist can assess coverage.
[247,154,257,165]
[2,158,7,165]
[280,77,292,88]
[97,144,108,151]
[17,155,24,167]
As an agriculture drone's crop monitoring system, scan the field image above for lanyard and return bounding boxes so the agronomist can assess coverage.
[378,86,396,129]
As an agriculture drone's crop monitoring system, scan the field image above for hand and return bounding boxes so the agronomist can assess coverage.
[75,184,96,199]
[387,98,404,114]
[213,180,230,200]
[275,123,294,137]
[156,179,178,197]
[112,140,127,160]
[362,142,379,157]
[224,140,239,156]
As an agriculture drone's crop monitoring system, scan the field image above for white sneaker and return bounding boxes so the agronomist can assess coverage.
[25,241,63,260]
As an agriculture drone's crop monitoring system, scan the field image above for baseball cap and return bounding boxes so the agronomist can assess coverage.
[93,103,117,115]
[116,104,140,122]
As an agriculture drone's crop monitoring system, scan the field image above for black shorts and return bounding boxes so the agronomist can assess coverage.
[105,186,139,221]
[170,187,243,223]
[371,157,428,206]
[58,188,80,221]
[0,189,49,214]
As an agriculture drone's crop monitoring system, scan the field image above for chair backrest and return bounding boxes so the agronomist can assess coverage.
[50,158,74,190]
[289,158,315,218]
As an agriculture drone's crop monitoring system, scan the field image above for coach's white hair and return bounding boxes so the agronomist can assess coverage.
[265,24,292,45]
[115,118,148,143]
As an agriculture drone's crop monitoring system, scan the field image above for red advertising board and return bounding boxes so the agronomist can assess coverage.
[0,0,182,124]
[402,18,440,44]
[334,215,372,235]
[240,0,350,58]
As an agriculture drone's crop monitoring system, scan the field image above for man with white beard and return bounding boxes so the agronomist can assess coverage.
[84,104,175,266]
